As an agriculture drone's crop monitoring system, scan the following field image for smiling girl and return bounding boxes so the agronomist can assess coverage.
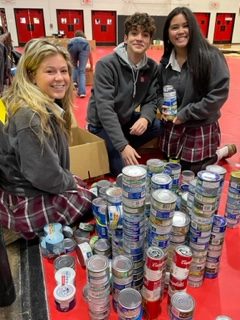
[158,7,236,173]
[0,39,94,240]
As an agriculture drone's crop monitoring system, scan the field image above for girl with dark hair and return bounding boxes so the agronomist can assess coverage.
[158,6,236,173]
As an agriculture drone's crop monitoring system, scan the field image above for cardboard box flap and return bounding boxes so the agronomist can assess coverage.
[69,127,109,180]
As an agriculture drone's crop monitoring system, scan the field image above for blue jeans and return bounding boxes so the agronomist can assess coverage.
[68,39,90,95]
[88,112,163,176]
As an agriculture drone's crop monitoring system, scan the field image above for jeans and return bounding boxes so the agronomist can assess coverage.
[68,39,90,95]
[88,112,163,176]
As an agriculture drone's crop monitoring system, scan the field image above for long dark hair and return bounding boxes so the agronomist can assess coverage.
[162,7,215,95]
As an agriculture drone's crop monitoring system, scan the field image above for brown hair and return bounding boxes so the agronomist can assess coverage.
[124,12,156,39]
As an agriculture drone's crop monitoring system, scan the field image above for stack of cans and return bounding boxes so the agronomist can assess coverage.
[146,159,165,192]
[122,165,147,290]
[169,291,195,320]
[112,255,133,311]
[163,162,182,192]
[224,170,240,228]
[205,215,227,279]
[86,255,111,320]
[167,211,190,271]
[187,178,197,215]
[93,238,111,258]
[188,170,221,287]
[206,164,227,213]
[92,197,108,238]
[148,189,177,253]
[168,245,192,300]
[141,246,165,320]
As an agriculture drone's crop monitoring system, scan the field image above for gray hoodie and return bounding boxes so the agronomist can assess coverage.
[87,43,159,152]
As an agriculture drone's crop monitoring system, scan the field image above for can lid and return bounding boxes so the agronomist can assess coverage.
[93,238,111,252]
[86,254,109,273]
[118,288,142,309]
[63,238,77,252]
[45,232,64,245]
[53,284,76,301]
[171,291,195,312]
[230,170,240,179]
[62,225,74,238]
[151,173,172,184]
[147,246,165,260]
[152,189,177,204]
[112,255,133,273]
[96,179,112,189]
[92,197,107,206]
[54,254,75,270]
[206,164,227,177]
[172,211,190,227]
[175,244,192,257]
[197,170,221,182]
[215,315,232,320]
[122,165,147,177]
[106,186,122,198]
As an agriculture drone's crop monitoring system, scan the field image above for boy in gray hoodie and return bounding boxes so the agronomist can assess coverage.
[87,12,162,176]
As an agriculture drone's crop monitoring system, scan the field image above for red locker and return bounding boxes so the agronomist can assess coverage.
[57,10,84,38]
[14,9,45,46]
[213,13,235,43]
[194,12,210,38]
[92,11,116,45]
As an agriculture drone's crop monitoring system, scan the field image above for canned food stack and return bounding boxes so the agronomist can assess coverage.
[86,254,111,320]
[141,246,165,320]
[187,178,197,215]
[169,291,195,320]
[161,85,177,121]
[96,179,113,196]
[121,165,147,290]
[179,191,189,214]
[224,170,240,228]
[168,245,192,301]
[167,211,191,271]
[206,164,227,213]
[148,189,177,253]
[188,170,221,287]
[205,215,227,279]
[163,162,182,193]
[92,197,109,240]
[112,255,134,311]
[146,159,165,193]
[111,226,124,257]
[117,288,143,320]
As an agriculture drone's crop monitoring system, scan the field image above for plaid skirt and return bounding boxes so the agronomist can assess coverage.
[161,121,221,162]
[0,176,95,239]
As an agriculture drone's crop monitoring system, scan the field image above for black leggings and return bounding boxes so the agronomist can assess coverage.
[180,155,218,175]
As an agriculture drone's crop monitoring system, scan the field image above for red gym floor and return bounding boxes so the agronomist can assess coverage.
[42,47,240,320]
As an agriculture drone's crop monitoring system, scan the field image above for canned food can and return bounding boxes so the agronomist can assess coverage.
[142,296,161,320]
[87,254,109,278]
[112,255,133,278]
[54,254,75,271]
[145,246,166,271]
[117,288,142,319]
[146,159,165,174]
[92,197,108,225]
[63,238,77,254]
[172,211,190,235]
[55,267,76,286]
[151,173,173,190]
[151,189,177,212]
[174,245,192,268]
[76,242,93,267]
[170,291,195,319]
[53,284,76,312]
[93,238,111,257]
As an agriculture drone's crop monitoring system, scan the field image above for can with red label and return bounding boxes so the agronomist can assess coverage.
[145,246,166,271]
[174,245,192,269]
[142,296,161,320]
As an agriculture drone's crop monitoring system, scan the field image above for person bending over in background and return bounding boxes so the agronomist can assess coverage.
[67,30,93,98]
[0,39,94,240]
[87,12,163,176]
[158,6,237,174]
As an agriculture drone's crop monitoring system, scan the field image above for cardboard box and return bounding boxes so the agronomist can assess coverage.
[86,69,94,86]
[69,127,109,180]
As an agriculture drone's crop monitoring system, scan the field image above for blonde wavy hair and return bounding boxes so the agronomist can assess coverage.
[3,38,74,138]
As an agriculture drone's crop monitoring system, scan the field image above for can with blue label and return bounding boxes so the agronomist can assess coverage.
[117,288,142,320]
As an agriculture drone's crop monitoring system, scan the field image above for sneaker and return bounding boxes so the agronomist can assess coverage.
[73,82,78,89]
[225,144,237,159]
[79,94,86,98]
